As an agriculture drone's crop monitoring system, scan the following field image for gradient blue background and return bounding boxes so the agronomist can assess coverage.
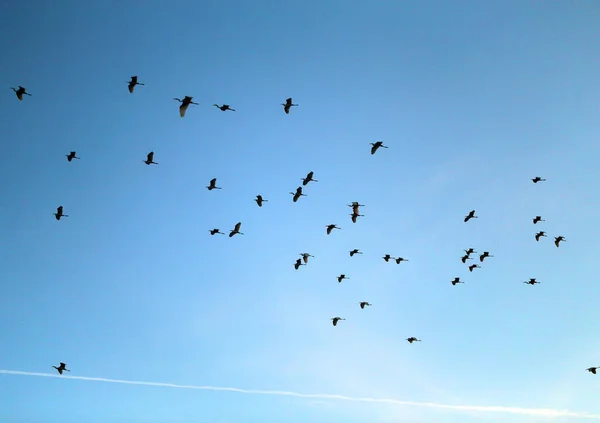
[1,1,599,422]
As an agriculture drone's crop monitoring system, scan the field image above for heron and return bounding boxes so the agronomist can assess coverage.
[532,176,546,183]
[337,274,349,283]
[213,104,235,111]
[54,206,68,220]
[533,216,545,224]
[206,178,222,190]
[382,254,394,262]
[523,278,540,285]
[407,337,421,343]
[326,224,340,235]
[174,96,198,117]
[66,151,80,162]
[255,195,268,207]
[229,222,243,237]
[464,210,477,222]
[294,258,305,270]
[468,264,481,272]
[127,76,144,93]
[451,277,464,286]
[209,229,225,235]
[331,317,345,326]
[349,249,362,257]
[464,248,476,255]
[395,257,409,264]
[535,231,547,241]
[554,236,566,247]
[348,202,364,215]
[479,251,493,262]
[289,186,306,202]
[370,141,388,155]
[302,171,318,186]
[461,254,472,264]
[587,367,599,375]
[143,151,158,165]
[359,302,371,309]
[52,362,70,375]
[350,212,363,223]
[281,97,298,114]
[299,253,314,264]
[11,86,31,100]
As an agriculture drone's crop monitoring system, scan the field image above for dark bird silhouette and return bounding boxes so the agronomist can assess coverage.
[479,251,493,262]
[301,171,318,186]
[359,302,371,309]
[255,195,267,207]
[382,254,394,262]
[464,210,478,222]
[554,236,566,247]
[174,96,198,117]
[350,212,363,223]
[54,206,68,220]
[370,141,388,155]
[52,362,70,375]
[143,151,158,165]
[229,222,243,237]
[11,86,31,100]
[461,254,472,264]
[289,186,306,202]
[66,151,80,162]
[209,229,225,235]
[407,337,421,343]
[535,231,547,241]
[299,253,313,264]
[451,277,464,286]
[523,278,540,285]
[294,258,305,270]
[587,367,599,375]
[468,264,481,272]
[337,274,349,283]
[206,178,222,190]
[331,317,345,326]
[349,249,362,257]
[395,257,409,264]
[533,216,545,224]
[532,176,546,183]
[348,202,365,215]
[464,248,476,255]
[281,97,298,114]
[127,76,144,93]
[213,104,235,111]
[326,224,340,235]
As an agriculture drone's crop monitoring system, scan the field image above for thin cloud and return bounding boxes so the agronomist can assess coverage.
[1,369,599,419]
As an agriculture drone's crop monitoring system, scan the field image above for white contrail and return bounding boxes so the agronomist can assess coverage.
[1,369,599,419]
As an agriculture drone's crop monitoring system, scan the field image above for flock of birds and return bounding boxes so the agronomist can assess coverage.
[9,79,598,378]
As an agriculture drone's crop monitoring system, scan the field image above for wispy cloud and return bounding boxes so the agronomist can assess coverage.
[1,369,598,420]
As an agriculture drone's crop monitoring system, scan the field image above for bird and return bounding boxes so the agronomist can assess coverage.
[370,141,388,155]
[174,96,198,117]
[331,317,345,326]
[451,277,464,286]
[468,264,481,272]
[464,248,476,255]
[464,210,478,222]
[554,236,566,247]
[359,302,371,309]
[532,176,546,183]
[289,186,306,202]
[479,251,493,262]
[461,254,472,264]
[255,195,267,207]
[11,86,31,100]
[535,231,547,241]
[523,278,540,285]
[587,367,599,375]
[229,222,243,237]
[350,212,364,223]
[52,362,70,375]
[406,337,421,343]
[143,151,158,165]
[294,258,305,270]
[299,253,313,264]
[532,216,545,224]
[337,274,349,283]
[66,151,80,162]
[382,254,394,262]
[213,104,235,111]
[281,97,298,114]
[348,202,365,215]
[349,249,362,257]
[395,257,409,264]
[54,206,68,220]
[209,229,225,235]
[127,76,144,93]
[206,178,222,190]
[326,224,340,235]
[301,171,318,186]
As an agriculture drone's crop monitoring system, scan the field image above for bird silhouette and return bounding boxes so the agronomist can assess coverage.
[289,186,306,202]
[479,251,493,262]
[523,278,540,285]
[143,151,158,165]
[535,231,547,241]
[66,151,80,162]
[255,195,267,207]
[464,248,476,255]
[52,362,70,375]
[281,97,298,114]
[229,222,243,237]
[451,277,464,286]
[532,216,545,224]
[206,178,222,190]
[213,104,235,111]
[359,302,372,309]
[302,171,318,186]
[331,317,345,326]
[174,96,198,117]
[532,176,546,183]
[587,367,598,375]
[461,254,472,264]
[350,212,363,223]
[54,206,68,221]
[464,210,478,222]
[382,254,394,262]
[554,236,566,247]
[395,257,409,264]
[299,253,313,264]
[337,274,349,283]
[407,337,421,343]
[468,264,481,272]
[370,141,388,155]
[127,76,144,93]
[326,224,340,235]
[294,258,305,270]
[209,229,225,235]
[349,249,362,257]
[11,86,31,100]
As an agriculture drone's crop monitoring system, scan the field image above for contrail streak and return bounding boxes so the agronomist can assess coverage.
[1,369,599,419]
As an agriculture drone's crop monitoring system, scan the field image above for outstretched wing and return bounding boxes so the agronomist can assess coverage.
[147,152,154,162]
[234,222,242,232]
[180,103,189,117]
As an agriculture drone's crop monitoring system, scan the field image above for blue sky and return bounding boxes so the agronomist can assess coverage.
[1,0,600,422]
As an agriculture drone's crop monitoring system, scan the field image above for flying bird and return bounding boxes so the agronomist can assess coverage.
[213,104,235,111]
[209,229,225,235]
[359,302,371,309]
[464,248,476,255]
[331,317,345,326]
[301,171,318,186]
[255,195,267,207]
[281,97,298,114]
[348,202,364,215]
[382,254,394,262]
[350,212,363,223]
[479,251,493,262]
[174,96,198,117]
[464,210,478,222]
[299,253,313,264]
[143,151,158,165]
[370,141,388,155]
[52,362,70,375]
[229,222,243,237]
[554,236,566,247]
[127,76,144,93]
[532,216,545,224]
[461,254,472,264]
[326,224,340,235]
[395,257,409,264]
[294,258,305,270]
[523,278,540,285]
[587,367,599,375]
[407,337,421,343]
[451,277,464,286]
[535,231,547,241]
[206,178,222,190]
[66,151,80,162]
[11,86,31,100]
[532,176,546,183]
[349,249,362,257]
[468,264,481,272]
[54,206,68,220]
[289,186,306,202]
[337,274,349,283]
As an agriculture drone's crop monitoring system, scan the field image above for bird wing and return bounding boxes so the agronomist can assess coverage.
[128,83,134,93]
[234,222,242,231]
[327,227,332,234]
[180,103,188,117]
[307,171,313,179]
[57,206,63,214]
[210,178,217,185]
